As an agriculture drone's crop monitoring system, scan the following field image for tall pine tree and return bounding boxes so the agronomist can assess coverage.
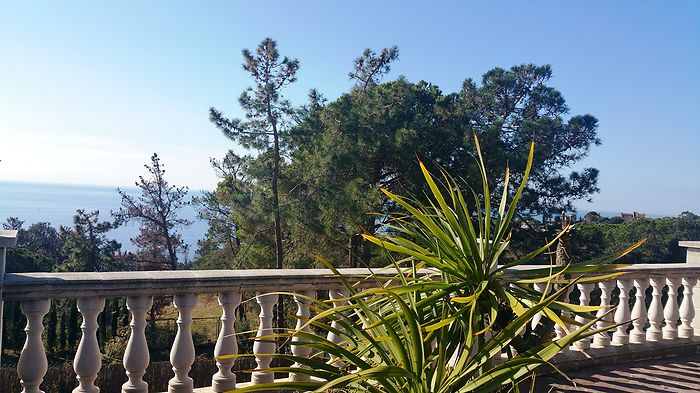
[209,38,299,329]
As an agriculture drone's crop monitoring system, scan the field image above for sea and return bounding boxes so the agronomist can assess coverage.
[0,181,209,254]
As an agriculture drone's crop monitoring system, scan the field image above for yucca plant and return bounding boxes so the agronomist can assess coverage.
[361,137,642,355]
[224,136,642,393]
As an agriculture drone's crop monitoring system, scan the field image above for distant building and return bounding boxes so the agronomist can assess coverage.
[621,211,646,221]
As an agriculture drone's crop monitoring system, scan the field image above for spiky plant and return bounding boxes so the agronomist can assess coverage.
[224,136,641,393]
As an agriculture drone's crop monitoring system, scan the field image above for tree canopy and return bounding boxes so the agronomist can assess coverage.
[113,153,191,270]
[209,38,299,278]
[200,45,603,269]
[572,212,700,263]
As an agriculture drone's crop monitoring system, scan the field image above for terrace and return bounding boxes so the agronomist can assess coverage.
[2,230,700,392]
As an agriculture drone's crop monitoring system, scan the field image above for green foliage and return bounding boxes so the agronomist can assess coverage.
[2,219,65,273]
[102,325,131,363]
[458,65,600,216]
[200,45,603,271]
[5,247,54,273]
[59,210,121,272]
[572,212,700,263]
[226,136,633,393]
[209,37,299,151]
[192,183,240,269]
[193,152,281,269]
[208,38,299,283]
[349,46,400,90]
[285,76,468,267]
[282,61,602,267]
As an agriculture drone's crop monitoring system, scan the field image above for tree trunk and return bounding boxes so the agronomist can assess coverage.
[555,212,572,267]
[59,313,67,351]
[163,226,178,270]
[272,123,285,330]
[68,300,79,347]
[348,234,360,268]
[47,305,57,352]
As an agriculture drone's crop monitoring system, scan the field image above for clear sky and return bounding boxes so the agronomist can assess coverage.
[1,1,698,216]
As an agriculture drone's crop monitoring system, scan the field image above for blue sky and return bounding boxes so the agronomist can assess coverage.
[1,1,698,216]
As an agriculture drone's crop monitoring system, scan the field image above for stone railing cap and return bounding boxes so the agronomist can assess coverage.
[0,268,411,300]
[679,241,700,249]
[0,230,18,248]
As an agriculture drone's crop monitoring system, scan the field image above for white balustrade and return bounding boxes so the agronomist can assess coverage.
[554,287,574,351]
[4,265,700,392]
[212,292,241,392]
[592,281,614,348]
[73,297,106,393]
[574,283,594,350]
[17,299,51,393]
[630,277,649,344]
[252,292,278,385]
[122,296,153,393]
[663,278,681,340]
[646,277,664,342]
[326,289,347,366]
[611,279,631,346]
[168,293,198,393]
[531,282,546,330]
[679,277,697,338]
[290,291,315,382]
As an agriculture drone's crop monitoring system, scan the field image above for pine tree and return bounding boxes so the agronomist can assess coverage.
[113,153,191,270]
[59,210,121,272]
[209,38,299,329]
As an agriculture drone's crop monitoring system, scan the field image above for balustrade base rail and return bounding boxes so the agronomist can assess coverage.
[550,336,700,372]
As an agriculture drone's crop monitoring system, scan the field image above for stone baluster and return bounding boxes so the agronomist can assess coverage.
[612,279,632,346]
[73,297,106,393]
[646,277,665,342]
[679,277,697,338]
[554,287,573,351]
[530,282,546,330]
[290,291,315,382]
[663,278,681,340]
[17,299,51,393]
[630,277,649,344]
[122,296,153,393]
[592,281,614,348]
[0,230,19,367]
[168,294,198,393]
[326,289,347,366]
[252,293,278,385]
[212,292,241,392]
[574,283,594,350]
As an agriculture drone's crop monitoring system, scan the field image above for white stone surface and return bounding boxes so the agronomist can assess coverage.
[4,262,700,392]
[73,297,105,393]
[17,299,51,393]
[211,292,241,392]
[0,230,18,247]
[680,241,700,264]
[122,296,153,393]
[168,294,198,393]
[251,292,278,385]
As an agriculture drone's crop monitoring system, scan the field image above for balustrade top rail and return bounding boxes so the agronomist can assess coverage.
[1,268,394,300]
[4,263,700,301]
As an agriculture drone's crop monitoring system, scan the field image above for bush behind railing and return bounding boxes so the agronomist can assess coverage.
[0,357,269,393]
